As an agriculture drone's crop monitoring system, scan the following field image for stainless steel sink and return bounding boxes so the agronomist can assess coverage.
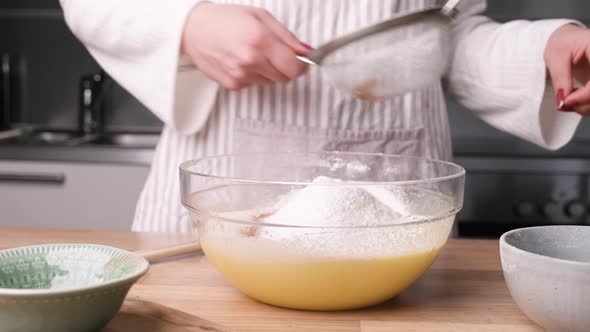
[0,129,24,141]
[35,131,81,144]
[85,133,160,148]
[0,129,160,148]
[0,129,83,145]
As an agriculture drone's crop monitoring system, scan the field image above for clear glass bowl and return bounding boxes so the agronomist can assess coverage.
[180,152,465,311]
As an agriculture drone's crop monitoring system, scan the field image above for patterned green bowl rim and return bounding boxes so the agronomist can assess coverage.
[0,243,149,298]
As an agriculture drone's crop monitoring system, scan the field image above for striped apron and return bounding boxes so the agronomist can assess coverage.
[133,0,455,232]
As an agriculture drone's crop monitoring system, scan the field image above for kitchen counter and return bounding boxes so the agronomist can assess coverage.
[0,228,540,331]
[4,140,590,170]
[0,129,159,165]
[0,144,155,165]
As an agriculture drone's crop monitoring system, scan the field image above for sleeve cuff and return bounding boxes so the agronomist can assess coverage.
[82,0,219,135]
[447,14,584,151]
[533,19,584,150]
[479,19,583,150]
[160,0,220,135]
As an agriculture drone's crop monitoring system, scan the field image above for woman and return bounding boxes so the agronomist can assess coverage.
[60,0,590,232]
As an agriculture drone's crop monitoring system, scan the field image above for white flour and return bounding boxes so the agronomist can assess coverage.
[263,176,409,228]
[253,176,441,255]
[322,15,450,100]
[208,176,455,258]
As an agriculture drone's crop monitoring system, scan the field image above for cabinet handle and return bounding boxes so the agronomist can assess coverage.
[0,172,65,184]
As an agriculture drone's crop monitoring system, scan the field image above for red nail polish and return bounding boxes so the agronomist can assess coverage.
[557,101,578,112]
[556,89,565,109]
[563,100,577,110]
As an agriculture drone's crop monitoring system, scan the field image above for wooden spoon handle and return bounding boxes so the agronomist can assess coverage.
[136,242,202,263]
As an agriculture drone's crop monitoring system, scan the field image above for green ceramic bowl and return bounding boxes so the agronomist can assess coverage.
[0,243,149,332]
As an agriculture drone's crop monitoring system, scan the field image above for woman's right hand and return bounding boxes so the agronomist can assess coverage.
[181,2,310,90]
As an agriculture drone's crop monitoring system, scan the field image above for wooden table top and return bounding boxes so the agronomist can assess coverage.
[0,228,540,332]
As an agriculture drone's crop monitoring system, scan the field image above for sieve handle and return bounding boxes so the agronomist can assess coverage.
[179,55,315,72]
[296,55,316,65]
[179,63,196,72]
[441,0,462,17]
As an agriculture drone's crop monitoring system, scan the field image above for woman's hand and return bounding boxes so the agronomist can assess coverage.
[545,24,590,115]
[181,2,310,90]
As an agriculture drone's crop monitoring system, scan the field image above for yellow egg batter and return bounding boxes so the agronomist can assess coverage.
[202,239,441,311]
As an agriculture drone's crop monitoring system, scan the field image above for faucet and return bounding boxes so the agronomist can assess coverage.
[79,70,106,136]
[1,54,12,131]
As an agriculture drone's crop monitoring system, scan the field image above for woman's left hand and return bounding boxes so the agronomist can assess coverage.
[545,24,590,115]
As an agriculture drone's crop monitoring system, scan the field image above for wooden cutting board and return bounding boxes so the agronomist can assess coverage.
[360,321,542,332]
[103,298,230,332]
[2,229,541,331]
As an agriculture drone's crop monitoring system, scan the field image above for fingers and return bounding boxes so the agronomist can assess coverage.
[562,48,590,109]
[183,3,308,91]
[229,49,289,83]
[255,57,291,82]
[252,8,310,55]
[563,83,590,109]
[546,51,574,109]
[227,65,273,85]
[264,39,308,80]
[242,9,308,81]
[573,103,590,116]
[194,55,245,90]
[198,40,290,89]
[237,17,307,82]
[197,54,270,90]
[573,56,590,85]
[246,74,274,85]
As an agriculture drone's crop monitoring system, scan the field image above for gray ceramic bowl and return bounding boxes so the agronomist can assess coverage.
[500,226,590,332]
[0,243,149,332]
